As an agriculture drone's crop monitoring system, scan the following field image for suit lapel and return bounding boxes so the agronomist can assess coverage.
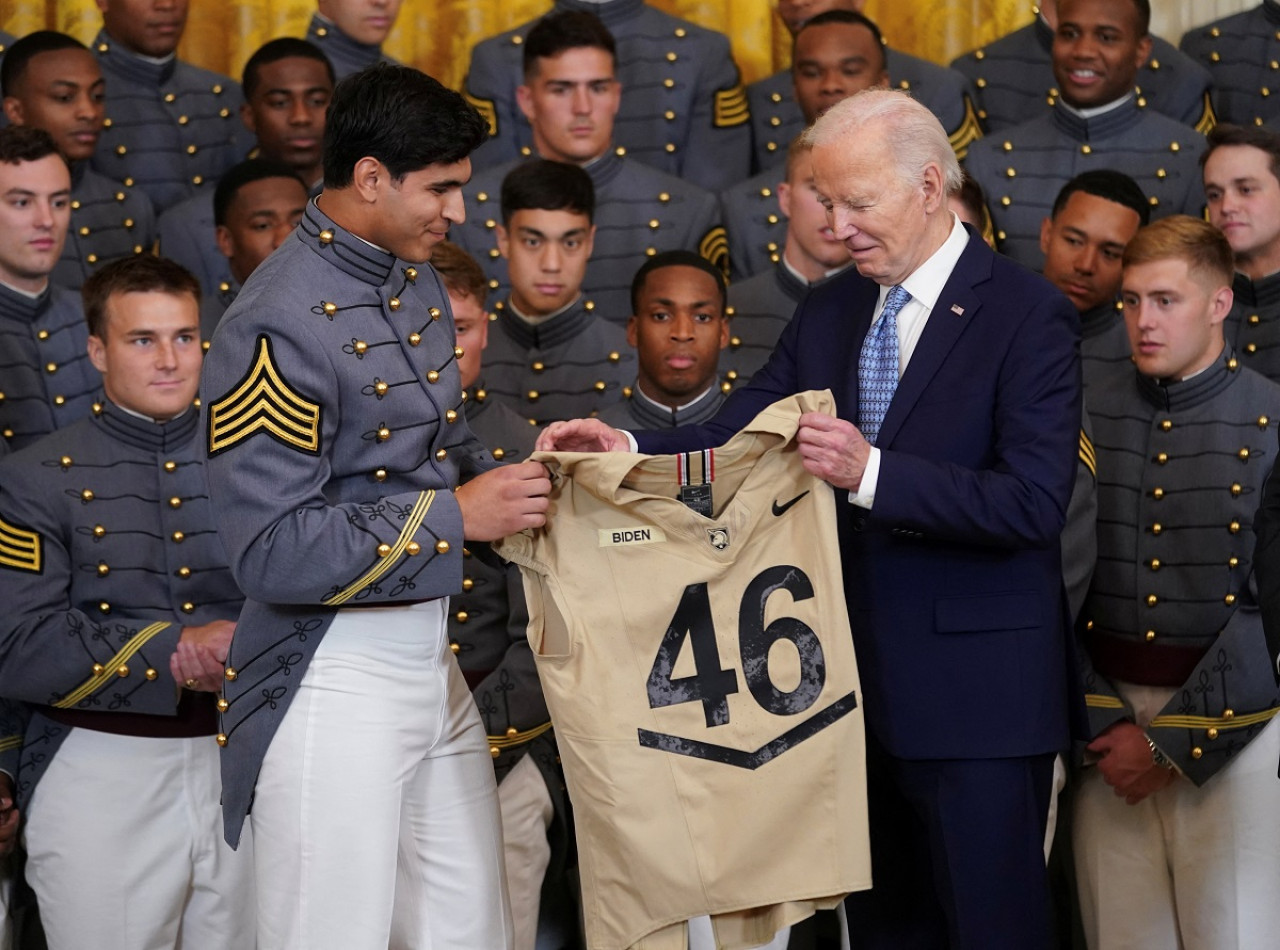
[875,237,992,448]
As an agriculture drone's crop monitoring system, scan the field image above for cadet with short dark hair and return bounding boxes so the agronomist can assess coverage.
[1203,123,1280,383]
[0,254,256,950]
[453,11,725,324]
[0,126,99,451]
[1,31,156,290]
[202,63,544,949]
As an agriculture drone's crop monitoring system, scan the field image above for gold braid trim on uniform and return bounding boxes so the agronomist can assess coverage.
[699,226,730,279]
[948,95,983,161]
[713,83,750,128]
[1149,706,1280,731]
[1085,693,1125,709]
[464,90,498,138]
[1194,92,1217,136]
[1079,429,1097,477]
[487,721,553,751]
[208,334,322,458]
[0,515,42,573]
[323,490,436,607]
[53,621,172,709]
[0,736,21,754]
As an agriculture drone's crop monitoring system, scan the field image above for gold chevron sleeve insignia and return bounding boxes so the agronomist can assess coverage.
[1079,429,1097,477]
[0,515,41,573]
[948,95,984,160]
[714,83,750,128]
[464,89,498,138]
[208,334,322,458]
[1194,93,1217,136]
[699,226,730,278]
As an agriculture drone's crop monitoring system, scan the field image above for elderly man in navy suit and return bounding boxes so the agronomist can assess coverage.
[539,88,1081,949]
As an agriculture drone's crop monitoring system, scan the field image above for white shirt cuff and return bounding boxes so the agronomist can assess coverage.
[623,430,638,452]
[848,446,881,509]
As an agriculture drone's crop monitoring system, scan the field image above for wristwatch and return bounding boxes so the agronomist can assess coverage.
[1145,733,1175,771]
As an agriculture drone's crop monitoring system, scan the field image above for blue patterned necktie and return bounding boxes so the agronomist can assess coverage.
[857,284,912,446]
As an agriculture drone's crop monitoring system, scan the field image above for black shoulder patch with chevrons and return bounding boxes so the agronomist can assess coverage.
[208,334,322,458]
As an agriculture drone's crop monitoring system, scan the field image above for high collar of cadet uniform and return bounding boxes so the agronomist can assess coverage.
[1080,300,1123,339]
[1233,269,1280,310]
[776,257,850,303]
[0,278,51,323]
[626,380,723,430]
[495,296,596,349]
[93,29,177,85]
[1137,346,1240,412]
[299,199,397,287]
[557,0,644,28]
[1051,93,1141,142]
[307,13,385,67]
[90,393,198,453]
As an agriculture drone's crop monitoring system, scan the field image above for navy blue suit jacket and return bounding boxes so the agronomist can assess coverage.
[636,228,1082,760]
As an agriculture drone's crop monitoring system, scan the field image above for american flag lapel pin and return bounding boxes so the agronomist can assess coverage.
[950,304,965,316]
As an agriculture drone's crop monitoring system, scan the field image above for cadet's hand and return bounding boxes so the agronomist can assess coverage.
[796,413,871,492]
[457,461,552,541]
[1087,721,1178,805]
[0,772,18,857]
[171,620,236,691]
[536,418,630,453]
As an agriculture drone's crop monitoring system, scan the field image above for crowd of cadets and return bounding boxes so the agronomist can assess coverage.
[0,0,1278,948]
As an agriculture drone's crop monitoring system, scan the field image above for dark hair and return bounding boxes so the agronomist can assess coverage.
[214,158,307,226]
[523,10,617,79]
[630,250,727,316]
[953,169,993,235]
[500,159,595,225]
[1202,123,1280,185]
[1051,169,1150,225]
[82,256,201,338]
[242,37,335,100]
[1,31,91,98]
[0,125,64,167]
[794,10,886,71]
[430,242,489,305]
[323,64,488,189]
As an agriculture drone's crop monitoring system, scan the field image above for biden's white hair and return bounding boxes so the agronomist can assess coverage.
[800,89,963,196]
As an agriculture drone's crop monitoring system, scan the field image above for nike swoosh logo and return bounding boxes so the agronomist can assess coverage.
[771,490,810,517]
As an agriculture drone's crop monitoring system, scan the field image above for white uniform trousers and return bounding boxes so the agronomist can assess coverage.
[252,600,514,950]
[1074,681,1280,950]
[23,727,255,950]
[498,754,554,950]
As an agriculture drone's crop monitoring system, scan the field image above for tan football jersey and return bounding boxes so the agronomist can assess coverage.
[496,391,871,950]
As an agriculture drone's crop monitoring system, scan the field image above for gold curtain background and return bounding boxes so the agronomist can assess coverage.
[0,0,1036,90]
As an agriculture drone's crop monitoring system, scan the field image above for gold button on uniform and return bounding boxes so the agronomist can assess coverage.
[355,339,368,354]
[181,602,195,614]
[426,370,439,383]
[1146,594,1158,607]
[376,427,391,442]
[169,496,182,508]
[172,531,184,542]
[435,540,450,554]
[435,448,447,461]
[177,566,192,578]
[81,489,94,501]
[374,381,388,396]
[97,563,109,576]
[1145,630,1156,642]
[406,541,421,555]
[1152,487,1164,500]
[408,333,421,346]
[455,611,469,623]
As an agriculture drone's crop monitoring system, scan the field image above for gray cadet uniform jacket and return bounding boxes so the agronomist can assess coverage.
[54,162,156,291]
[951,15,1215,134]
[1080,300,1130,394]
[449,391,552,782]
[0,400,241,808]
[200,279,239,341]
[0,282,98,452]
[723,261,848,384]
[305,13,399,80]
[1080,350,1280,783]
[964,98,1206,270]
[596,381,725,430]
[1226,270,1280,384]
[1180,1,1280,129]
[201,200,499,846]
[91,30,253,213]
[746,49,983,174]
[481,297,635,426]
[462,0,751,193]
[452,149,725,324]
